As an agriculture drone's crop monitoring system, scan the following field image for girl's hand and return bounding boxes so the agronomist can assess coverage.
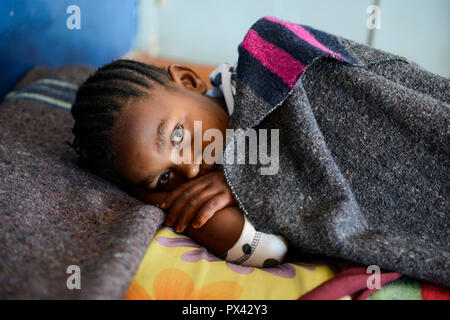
[161,171,237,233]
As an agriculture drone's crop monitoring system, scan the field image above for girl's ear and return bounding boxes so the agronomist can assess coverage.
[167,64,207,94]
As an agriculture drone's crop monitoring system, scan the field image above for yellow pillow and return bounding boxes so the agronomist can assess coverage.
[124,227,335,300]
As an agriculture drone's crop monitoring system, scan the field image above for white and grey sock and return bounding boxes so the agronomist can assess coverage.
[221,215,288,268]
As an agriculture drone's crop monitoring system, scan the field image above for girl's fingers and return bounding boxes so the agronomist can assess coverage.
[174,189,221,233]
[192,193,231,229]
[160,177,204,209]
[165,180,211,227]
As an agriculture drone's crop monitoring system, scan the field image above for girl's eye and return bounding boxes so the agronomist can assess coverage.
[158,170,171,187]
[171,124,184,145]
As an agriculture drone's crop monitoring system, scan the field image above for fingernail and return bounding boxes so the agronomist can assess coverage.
[160,202,166,208]
[192,222,200,229]
[175,226,182,233]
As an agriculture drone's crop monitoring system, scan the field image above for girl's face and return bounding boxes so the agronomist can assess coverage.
[110,64,230,192]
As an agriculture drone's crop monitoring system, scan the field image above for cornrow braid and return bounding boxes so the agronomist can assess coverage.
[66,59,174,185]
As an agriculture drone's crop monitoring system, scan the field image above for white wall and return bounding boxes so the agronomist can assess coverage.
[133,0,450,77]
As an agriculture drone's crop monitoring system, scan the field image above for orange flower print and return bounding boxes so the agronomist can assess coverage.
[123,279,152,300]
[123,268,243,300]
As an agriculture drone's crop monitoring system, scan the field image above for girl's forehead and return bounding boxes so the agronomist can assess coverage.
[114,106,160,155]
[111,118,162,186]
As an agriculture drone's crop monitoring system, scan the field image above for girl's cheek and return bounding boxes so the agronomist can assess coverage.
[165,173,187,191]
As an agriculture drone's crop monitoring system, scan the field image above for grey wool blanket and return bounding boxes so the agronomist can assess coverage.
[222,16,449,288]
[0,66,165,299]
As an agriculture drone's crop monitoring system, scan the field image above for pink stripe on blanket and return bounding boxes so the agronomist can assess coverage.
[241,29,305,87]
[264,16,344,61]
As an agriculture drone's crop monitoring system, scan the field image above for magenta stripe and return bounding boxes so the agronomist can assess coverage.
[264,16,343,61]
[241,29,305,87]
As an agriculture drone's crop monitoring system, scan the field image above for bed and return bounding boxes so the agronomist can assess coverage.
[0,63,447,300]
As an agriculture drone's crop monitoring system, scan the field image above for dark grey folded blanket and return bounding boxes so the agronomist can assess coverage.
[0,65,165,299]
[222,17,449,288]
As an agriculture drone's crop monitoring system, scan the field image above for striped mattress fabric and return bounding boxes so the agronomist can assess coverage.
[4,77,78,111]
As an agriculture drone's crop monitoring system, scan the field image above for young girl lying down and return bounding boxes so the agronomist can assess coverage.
[68,17,449,287]
[68,59,288,268]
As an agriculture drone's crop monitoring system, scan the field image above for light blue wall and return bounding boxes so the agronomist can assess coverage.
[134,0,449,77]
[376,0,450,76]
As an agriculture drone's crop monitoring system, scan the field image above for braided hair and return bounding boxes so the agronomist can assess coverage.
[66,59,175,186]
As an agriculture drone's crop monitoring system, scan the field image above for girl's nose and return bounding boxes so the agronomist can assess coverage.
[181,163,200,180]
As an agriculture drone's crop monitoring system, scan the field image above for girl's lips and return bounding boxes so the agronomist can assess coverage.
[198,163,219,176]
